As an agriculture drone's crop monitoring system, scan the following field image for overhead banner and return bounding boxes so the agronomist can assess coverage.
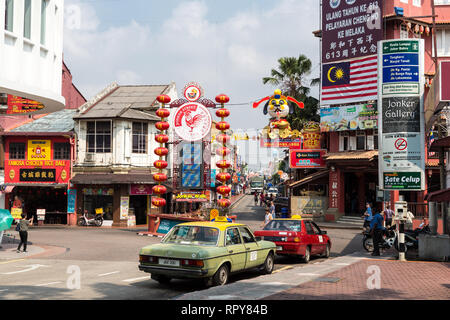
[378,39,425,191]
[320,103,378,132]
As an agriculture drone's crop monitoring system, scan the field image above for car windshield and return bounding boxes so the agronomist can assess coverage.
[163,226,220,246]
[269,188,277,192]
[264,220,302,232]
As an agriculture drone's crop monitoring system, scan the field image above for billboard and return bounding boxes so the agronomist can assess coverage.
[322,0,383,64]
[378,39,425,191]
[290,149,327,169]
[320,103,378,132]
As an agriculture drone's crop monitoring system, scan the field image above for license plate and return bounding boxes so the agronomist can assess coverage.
[158,258,180,267]
[276,246,283,251]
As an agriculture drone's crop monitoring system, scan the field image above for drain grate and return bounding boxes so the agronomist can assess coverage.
[313,277,342,283]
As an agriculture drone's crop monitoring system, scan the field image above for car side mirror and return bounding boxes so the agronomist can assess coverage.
[255,236,262,242]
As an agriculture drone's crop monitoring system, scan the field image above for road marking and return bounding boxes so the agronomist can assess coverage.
[1,264,49,275]
[35,282,62,287]
[122,276,149,283]
[98,271,120,277]
[0,259,25,265]
[333,263,351,266]
[273,266,293,274]
[296,273,320,276]
[0,289,9,292]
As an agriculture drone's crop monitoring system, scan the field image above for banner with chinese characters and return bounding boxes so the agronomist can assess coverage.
[4,95,45,114]
[322,0,383,64]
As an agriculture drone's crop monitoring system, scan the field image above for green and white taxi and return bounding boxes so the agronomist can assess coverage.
[138,220,276,286]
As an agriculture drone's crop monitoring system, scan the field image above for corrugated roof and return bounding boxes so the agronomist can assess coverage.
[289,170,329,188]
[75,85,169,120]
[325,150,378,161]
[10,109,76,133]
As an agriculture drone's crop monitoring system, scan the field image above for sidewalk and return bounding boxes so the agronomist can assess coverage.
[175,251,450,300]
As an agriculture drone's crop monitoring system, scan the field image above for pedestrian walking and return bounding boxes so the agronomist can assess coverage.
[260,193,265,207]
[269,201,276,219]
[254,192,258,206]
[362,202,373,232]
[16,213,33,253]
[383,204,394,227]
[261,208,273,228]
[370,209,385,256]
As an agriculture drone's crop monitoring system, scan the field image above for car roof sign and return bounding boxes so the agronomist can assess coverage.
[211,216,233,223]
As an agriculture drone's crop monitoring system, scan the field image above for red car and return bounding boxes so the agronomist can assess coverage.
[254,216,331,263]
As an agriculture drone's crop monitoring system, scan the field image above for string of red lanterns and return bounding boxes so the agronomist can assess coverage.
[152,95,171,208]
[215,94,232,209]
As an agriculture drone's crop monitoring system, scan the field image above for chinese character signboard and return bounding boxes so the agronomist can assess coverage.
[3,95,45,114]
[5,138,71,185]
[322,0,383,64]
[378,39,425,191]
[321,0,382,106]
[175,192,208,202]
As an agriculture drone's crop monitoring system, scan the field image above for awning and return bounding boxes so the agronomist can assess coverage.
[430,136,450,152]
[288,170,329,189]
[4,186,15,193]
[425,188,450,202]
[324,150,378,162]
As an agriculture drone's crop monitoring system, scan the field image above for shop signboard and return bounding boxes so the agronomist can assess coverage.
[175,192,208,202]
[329,171,340,209]
[320,103,378,132]
[5,138,72,185]
[3,95,45,114]
[172,102,212,142]
[210,169,216,188]
[156,218,185,234]
[378,39,425,191]
[67,189,76,214]
[36,209,46,221]
[290,149,327,169]
[130,184,153,196]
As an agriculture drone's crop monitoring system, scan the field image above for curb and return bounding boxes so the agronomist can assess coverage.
[230,193,247,209]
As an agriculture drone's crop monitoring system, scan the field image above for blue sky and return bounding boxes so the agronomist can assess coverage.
[63,0,320,169]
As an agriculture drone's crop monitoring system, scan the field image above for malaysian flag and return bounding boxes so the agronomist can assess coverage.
[321,55,378,105]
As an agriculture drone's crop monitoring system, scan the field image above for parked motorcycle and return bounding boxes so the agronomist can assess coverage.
[363,224,431,253]
[77,211,104,227]
[363,225,397,252]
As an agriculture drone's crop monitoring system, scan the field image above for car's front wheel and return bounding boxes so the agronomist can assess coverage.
[213,264,229,286]
[261,252,274,274]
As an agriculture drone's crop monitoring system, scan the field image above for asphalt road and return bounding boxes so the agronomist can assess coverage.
[0,195,363,300]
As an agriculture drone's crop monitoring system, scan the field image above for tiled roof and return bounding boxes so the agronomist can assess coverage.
[10,109,77,133]
[74,85,170,120]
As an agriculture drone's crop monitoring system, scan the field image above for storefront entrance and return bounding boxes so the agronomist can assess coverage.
[344,172,378,216]
[130,195,149,225]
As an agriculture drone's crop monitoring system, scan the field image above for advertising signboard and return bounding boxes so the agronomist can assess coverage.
[175,192,208,202]
[378,39,425,191]
[260,138,302,149]
[2,95,45,114]
[290,149,327,169]
[322,0,383,64]
[320,103,378,132]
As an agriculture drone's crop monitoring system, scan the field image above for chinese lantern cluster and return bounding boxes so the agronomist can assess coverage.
[215,94,232,209]
[406,22,430,36]
[152,95,171,208]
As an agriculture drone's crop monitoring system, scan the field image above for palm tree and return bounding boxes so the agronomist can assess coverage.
[262,55,319,131]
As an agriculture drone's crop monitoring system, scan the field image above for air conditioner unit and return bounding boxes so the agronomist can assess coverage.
[85,153,95,162]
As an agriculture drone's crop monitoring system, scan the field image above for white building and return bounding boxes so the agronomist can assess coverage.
[0,0,65,113]
[71,83,178,227]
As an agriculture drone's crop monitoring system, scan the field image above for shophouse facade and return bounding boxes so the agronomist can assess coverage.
[71,83,177,227]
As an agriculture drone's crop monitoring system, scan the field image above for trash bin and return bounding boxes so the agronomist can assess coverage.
[281,207,289,218]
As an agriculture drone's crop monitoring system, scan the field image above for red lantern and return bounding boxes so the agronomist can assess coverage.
[215,94,230,104]
[155,147,169,157]
[155,134,169,144]
[217,147,230,157]
[216,160,231,169]
[152,185,167,195]
[153,173,168,182]
[218,199,231,208]
[217,185,231,196]
[419,25,424,34]
[216,121,230,131]
[156,122,170,131]
[216,108,230,118]
[216,172,231,183]
[156,108,171,118]
[154,160,168,169]
[216,134,231,144]
[157,95,171,104]
[152,197,166,207]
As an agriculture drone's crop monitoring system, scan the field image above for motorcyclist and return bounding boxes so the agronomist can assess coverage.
[370,209,385,256]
